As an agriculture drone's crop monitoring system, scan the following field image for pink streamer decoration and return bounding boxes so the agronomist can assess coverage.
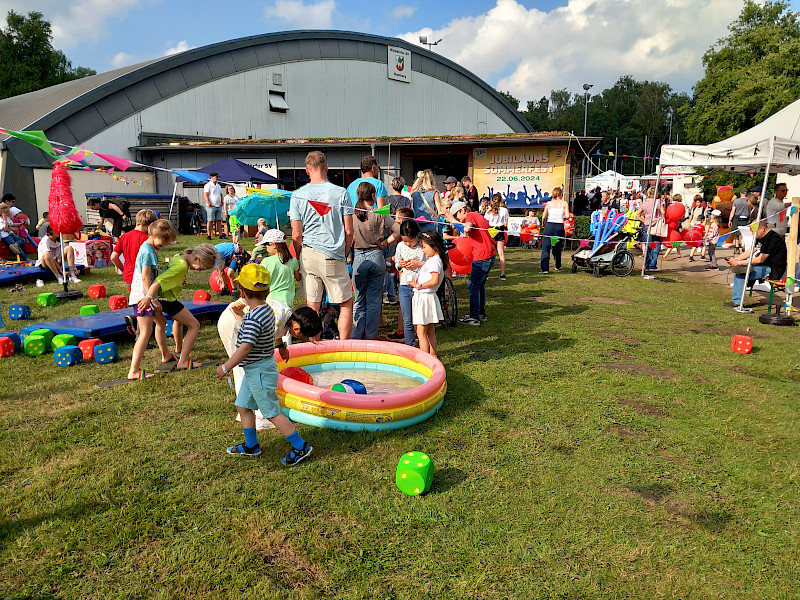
[94,152,131,171]
[415,216,429,223]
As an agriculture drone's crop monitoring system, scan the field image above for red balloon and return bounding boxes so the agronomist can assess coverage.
[282,366,314,385]
[454,236,472,260]
[209,270,233,293]
[665,202,685,223]
[683,228,703,248]
[662,230,682,248]
[448,247,472,275]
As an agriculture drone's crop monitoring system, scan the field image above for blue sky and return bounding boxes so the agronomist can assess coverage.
[1,0,799,103]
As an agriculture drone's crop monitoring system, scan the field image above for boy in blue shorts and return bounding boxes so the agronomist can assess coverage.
[216,263,313,465]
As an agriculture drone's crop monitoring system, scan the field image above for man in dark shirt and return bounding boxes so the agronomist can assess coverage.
[572,189,589,215]
[462,176,480,212]
[725,222,787,312]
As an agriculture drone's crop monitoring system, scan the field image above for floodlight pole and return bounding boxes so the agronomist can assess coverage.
[582,84,592,181]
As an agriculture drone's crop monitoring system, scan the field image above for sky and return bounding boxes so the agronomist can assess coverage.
[2,0,800,105]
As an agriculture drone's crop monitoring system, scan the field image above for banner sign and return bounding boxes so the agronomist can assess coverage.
[473,145,567,208]
[387,46,411,83]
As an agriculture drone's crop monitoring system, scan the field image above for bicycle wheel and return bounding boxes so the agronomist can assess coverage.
[439,276,458,326]
[611,250,635,277]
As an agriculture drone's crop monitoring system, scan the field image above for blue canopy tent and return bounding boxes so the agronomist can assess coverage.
[175,157,280,184]
[169,158,280,220]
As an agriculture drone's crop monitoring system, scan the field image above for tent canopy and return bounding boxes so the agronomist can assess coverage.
[175,157,280,184]
[660,97,800,174]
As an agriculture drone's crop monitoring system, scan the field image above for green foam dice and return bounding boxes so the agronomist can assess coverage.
[80,304,100,316]
[395,451,434,496]
[51,334,78,351]
[29,329,54,350]
[37,292,57,307]
[23,335,47,357]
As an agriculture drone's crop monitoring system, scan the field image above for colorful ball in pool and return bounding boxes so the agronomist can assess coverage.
[330,379,367,394]
[283,366,314,385]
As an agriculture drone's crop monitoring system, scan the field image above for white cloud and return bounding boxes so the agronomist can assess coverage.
[263,0,336,29]
[392,5,417,19]
[163,40,193,56]
[111,51,137,68]
[398,0,743,105]
[48,0,141,48]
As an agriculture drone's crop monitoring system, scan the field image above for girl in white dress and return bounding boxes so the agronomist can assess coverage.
[412,231,448,356]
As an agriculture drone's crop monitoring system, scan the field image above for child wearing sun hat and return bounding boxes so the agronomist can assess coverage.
[216,262,312,465]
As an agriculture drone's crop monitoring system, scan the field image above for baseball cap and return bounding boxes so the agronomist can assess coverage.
[444,176,458,184]
[233,263,271,291]
[450,201,467,214]
[711,209,722,216]
[264,229,285,244]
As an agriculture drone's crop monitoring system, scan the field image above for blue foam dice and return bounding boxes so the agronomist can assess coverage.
[2,332,22,350]
[54,345,82,367]
[94,342,119,364]
[19,324,39,338]
[9,304,31,320]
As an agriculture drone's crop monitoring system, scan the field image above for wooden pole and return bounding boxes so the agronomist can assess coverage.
[785,197,799,300]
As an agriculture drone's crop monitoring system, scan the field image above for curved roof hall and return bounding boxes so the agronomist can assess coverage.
[0,30,531,148]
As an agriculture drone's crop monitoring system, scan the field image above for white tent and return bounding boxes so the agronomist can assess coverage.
[656,98,800,311]
[661,98,800,174]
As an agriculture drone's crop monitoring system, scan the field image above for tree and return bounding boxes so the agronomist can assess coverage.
[497,90,520,110]
[0,10,96,100]
[684,0,800,144]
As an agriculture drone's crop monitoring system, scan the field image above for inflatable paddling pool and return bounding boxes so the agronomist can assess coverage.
[276,340,447,431]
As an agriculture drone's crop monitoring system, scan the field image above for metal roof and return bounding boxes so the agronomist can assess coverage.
[0,30,533,156]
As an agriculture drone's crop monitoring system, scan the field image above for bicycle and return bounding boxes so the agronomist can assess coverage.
[437,274,458,327]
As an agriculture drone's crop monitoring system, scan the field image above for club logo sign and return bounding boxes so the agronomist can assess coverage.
[388,46,411,83]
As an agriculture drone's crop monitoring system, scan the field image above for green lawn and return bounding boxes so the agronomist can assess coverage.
[1,237,799,599]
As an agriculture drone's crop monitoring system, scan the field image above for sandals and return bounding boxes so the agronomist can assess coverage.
[227,443,261,457]
[175,360,199,371]
[127,370,155,381]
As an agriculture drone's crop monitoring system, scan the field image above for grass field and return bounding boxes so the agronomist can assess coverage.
[1,237,799,599]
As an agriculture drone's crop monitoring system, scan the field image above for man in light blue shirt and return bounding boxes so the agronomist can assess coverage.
[291,151,354,339]
[346,156,388,209]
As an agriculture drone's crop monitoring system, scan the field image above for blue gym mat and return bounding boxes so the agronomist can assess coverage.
[16,300,229,339]
[0,263,86,286]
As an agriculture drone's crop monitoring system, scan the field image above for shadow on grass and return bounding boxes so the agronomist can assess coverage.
[431,466,467,493]
[0,501,109,545]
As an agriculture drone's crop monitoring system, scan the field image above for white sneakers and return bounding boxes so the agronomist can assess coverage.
[70,273,81,283]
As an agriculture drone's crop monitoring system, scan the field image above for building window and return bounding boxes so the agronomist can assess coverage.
[269,91,289,113]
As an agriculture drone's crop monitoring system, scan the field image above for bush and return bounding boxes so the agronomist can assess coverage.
[573,215,591,240]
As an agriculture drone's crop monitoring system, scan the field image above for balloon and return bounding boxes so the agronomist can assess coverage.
[209,270,233,293]
[454,236,473,260]
[665,202,685,224]
[282,366,313,385]
[683,228,703,248]
[662,230,682,248]
[448,247,472,275]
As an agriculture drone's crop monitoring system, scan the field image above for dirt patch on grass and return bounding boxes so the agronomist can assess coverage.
[618,398,666,418]
[607,486,733,531]
[606,426,639,439]
[245,518,328,590]
[601,362,676,379]
[577,296,635,305]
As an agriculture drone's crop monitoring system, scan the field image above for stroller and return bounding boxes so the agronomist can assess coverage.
[571,209,637,277]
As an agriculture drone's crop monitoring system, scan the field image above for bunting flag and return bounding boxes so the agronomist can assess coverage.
[579,239,590,248]
[790,206,797,218]
[550,236,559,245]
[786,276,796,288]
[415,216,428,223]
[172,170,209,184]
[452,222,465,234]
[778,208,786,223]
[750,222,759,233]
[672,242,681,248]
[94,153,131,171]
[488,227,499,238]
[717,233,730,247]
[308,200,332,217]
[64,144,89,163]
[6,129,57,156]
[626,241,636,249]
[373,204,391,216]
